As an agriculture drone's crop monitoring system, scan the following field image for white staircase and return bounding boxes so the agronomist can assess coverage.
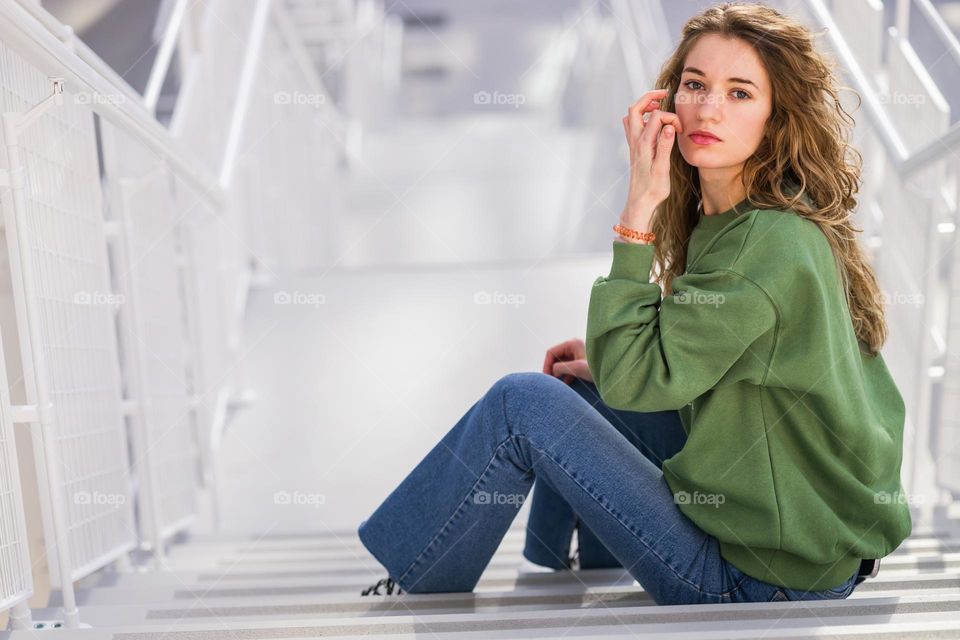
[8,518,960,637]
[3,0,960,637]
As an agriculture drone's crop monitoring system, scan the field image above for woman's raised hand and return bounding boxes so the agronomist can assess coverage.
[543,337,593,385]
[621,89,683,217]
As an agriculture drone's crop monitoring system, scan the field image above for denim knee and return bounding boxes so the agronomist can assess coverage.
[489,372,570,415]
[487,372,572,446]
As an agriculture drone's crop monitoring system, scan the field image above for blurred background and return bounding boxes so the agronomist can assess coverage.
[1,0,960,635]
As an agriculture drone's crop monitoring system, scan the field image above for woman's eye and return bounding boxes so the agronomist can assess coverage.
[682,80,750,100]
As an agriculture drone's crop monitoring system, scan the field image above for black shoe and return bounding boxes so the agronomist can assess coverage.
[361,576,403,595]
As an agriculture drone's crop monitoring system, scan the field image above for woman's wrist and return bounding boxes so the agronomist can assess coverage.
[619,199,657,233]
[614,234,654,245]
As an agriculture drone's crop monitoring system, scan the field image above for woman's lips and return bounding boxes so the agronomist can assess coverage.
[689,133,721,145]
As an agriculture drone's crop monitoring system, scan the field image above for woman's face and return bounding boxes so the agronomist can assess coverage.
[674,34,773,171]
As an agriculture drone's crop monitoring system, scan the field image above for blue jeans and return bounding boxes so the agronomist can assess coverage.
[358,372,860,605]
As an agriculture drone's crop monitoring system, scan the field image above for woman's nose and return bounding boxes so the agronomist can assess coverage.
[696,95,719,114]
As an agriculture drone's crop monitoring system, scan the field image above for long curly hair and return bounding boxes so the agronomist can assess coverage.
[650,1,886,355]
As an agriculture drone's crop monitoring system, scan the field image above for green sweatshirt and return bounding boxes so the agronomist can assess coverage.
[585,195,912,591]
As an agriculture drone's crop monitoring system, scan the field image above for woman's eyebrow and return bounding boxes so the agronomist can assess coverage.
[682,66,758,88]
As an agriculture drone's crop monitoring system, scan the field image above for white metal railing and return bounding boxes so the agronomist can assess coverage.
[0,61,138,629]
[0,0,365,629]
[99,119,200,560]
[144,0,190,113]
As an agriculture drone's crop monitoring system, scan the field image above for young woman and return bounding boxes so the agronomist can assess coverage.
[357,2,912,605]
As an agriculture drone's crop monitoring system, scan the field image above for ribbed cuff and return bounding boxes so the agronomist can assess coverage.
[608,238,656,280]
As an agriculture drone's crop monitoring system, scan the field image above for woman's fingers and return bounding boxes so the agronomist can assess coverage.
[542,350,560,375]
[626,89,667,140]
[639,110,682,145]
[543,340,574,375]
[653,123,676,175]
[638,110,683,161]
[552,359,591,382]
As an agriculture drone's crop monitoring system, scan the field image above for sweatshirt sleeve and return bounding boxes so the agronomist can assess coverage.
[585,240,778,412]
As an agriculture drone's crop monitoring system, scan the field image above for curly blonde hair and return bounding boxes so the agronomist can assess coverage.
[650,1,886,355]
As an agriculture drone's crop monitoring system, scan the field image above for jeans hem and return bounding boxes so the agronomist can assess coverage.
[357,520,412,592]
[396,438,517,592]
[521,544,571,570]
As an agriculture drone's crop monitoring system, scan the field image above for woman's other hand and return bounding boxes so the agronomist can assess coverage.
[543,337,593,385]
[621,89,683,220]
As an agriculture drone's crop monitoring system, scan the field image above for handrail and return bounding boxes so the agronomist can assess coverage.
[901,119,960,175]
[0,0,225,207]
[804,0,958,178]
[914,0,960,69]
[219,0,272,188]
[144,0,190,111]
[13,0,150,111]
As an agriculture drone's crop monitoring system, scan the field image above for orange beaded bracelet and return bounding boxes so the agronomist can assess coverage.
[613,223,656,244]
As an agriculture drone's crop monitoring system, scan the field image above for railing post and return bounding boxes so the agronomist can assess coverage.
[8,601,32,630]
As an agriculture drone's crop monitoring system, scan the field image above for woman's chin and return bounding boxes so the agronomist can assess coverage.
[679,152,732,170]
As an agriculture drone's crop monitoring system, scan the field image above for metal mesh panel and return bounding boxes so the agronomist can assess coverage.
[171,176,233,479]
[100,121,200,542]
[0,40,136,581]
[0,346,32,611]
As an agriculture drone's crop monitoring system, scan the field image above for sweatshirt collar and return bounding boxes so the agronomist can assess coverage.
[695,195,757,233]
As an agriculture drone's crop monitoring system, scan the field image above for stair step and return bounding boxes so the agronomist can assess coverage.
[53,564,960,608]
[28,573,960,627]
[12,594,960,639]
[76,547,960,591]
[158,538,960,566]
[52,569,645,606]
[80,556,532,587]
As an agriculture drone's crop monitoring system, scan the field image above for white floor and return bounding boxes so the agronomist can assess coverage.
[215,248,610,533]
